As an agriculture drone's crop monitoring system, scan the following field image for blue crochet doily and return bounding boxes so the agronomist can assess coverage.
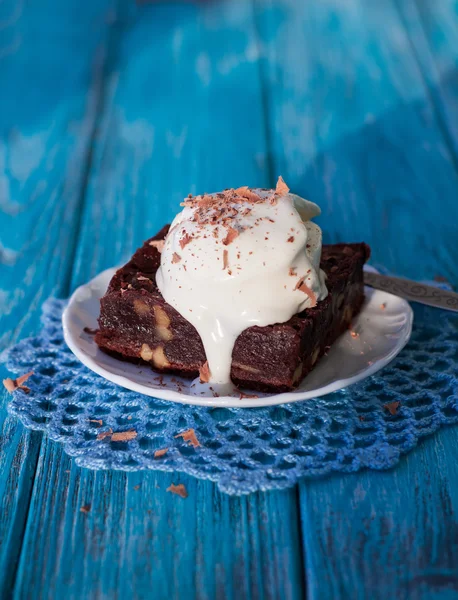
[3,298,458,495]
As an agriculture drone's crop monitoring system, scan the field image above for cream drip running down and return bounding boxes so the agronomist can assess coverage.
[156,177,328,392]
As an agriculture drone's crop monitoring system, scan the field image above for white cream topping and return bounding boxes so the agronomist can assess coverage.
[156,182,327,390]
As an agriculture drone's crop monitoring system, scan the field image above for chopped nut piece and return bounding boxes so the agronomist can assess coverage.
[153,306,173,341]
[133,299,150,316]
[199,361,211,383]
[167,483,188,498]
[152,346,170,368]
[175,428,200,448]
[154,448,169,458]
[153,305,170,328]
[140,344,154,361]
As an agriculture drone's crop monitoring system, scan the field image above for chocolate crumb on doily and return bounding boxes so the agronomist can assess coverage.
[97,428,113,440]
[154,448,169,458]
[175,428,201,448]
[383,401,400,416]
[80,504,91,514]
[3,371,34,394]
[111,429,137,442]
[167,483,188,498]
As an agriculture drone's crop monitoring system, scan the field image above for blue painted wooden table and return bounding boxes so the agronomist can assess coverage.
[1,0,458,598]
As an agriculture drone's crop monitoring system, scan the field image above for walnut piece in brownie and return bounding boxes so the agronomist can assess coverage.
[95,225,370,393]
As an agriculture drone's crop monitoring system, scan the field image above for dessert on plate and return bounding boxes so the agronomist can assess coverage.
[95,178,370,394]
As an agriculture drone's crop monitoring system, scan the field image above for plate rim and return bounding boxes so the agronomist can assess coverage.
[62,266,414,408]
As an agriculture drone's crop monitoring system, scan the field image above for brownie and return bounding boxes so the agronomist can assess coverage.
[95,225,370,393]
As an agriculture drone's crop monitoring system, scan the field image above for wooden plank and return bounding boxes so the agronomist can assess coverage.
[253,0,458,597]
[396,0,458,160]
[299,430,458,600]
[12,2,305,598]
[254,0,458,285]
[0,1,113,595]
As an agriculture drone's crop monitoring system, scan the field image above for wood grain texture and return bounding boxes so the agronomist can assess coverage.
[251,0,458,597]
[0,1,113,596]
[254,0,458,285]
[9,2,304,599]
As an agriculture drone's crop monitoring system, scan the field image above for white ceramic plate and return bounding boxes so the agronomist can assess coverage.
[62,266,413,408]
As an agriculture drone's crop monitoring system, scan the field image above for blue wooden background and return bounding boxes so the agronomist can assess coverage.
[1,0,458,598]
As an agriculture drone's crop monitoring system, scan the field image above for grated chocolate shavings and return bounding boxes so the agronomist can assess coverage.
[167,483,188,498]
[179,233,193,249]
[172,252,181,263]
[175,428,201,448]
[154,447,169,458]
[223,226,239,245]
[287,236,295,243]
[149,240,165,252]
[199,361,211,383]
[275,175,290,196]
[223,249,229,270]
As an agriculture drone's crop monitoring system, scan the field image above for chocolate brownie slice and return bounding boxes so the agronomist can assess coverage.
[95,225,370,393]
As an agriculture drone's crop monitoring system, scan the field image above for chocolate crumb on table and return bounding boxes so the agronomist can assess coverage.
[3,371,34,394]
[80,504,91,514]
[166,484,188,498]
